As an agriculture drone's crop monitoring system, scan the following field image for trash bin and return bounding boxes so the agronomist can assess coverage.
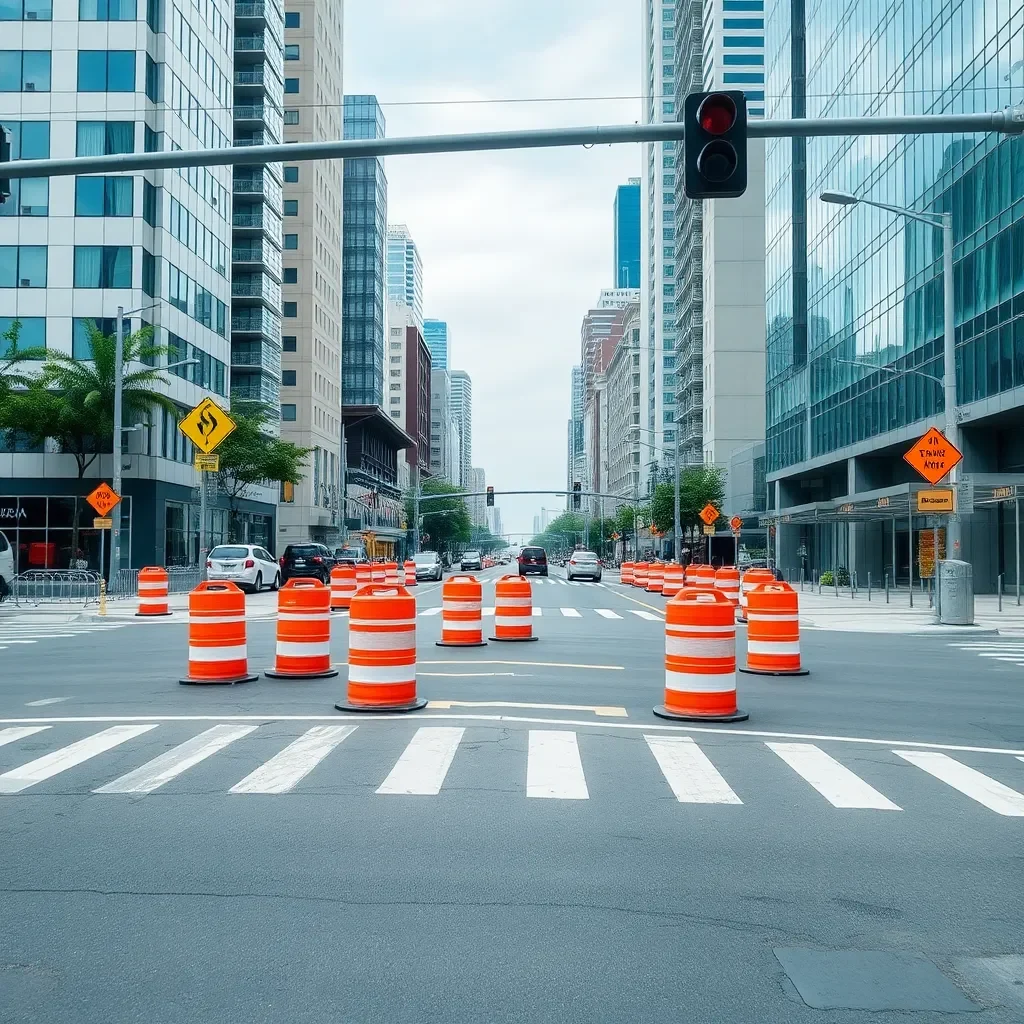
[937,559,974,625]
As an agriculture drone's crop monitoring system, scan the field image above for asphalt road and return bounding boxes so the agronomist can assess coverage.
[1,565,1023,1022]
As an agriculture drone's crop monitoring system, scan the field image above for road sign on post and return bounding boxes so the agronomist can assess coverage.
[179,397,236,454]
[699,503,720,527]
[903,426,963,486]
[93,517,113,529]
[86,482,121,517]
[729,515,743,533]
[194,454,220,472]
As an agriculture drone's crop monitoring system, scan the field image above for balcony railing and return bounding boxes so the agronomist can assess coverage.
[234,69,265,86]
[232,244,267,263]
[233,177,266,194]
[234,132,268,147]
[231,309,280,335]
[234,1,265,16]
[232,212,264,228]
[234,104,268,121]
[234,35,266,51]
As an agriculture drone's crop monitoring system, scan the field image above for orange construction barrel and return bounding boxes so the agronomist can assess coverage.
[355,562,373,590]
[329,563,357,611]
[403,559,417,586]
[738,567,776,623]
[714,566,741,607]
[265,578,338,679]
[621,562,635,585]
[490,574,537,642]
[136,566,172,616]
[662,563,685,599]
[180,582,258,685]
[633,562,650,589]
[436,574,487,647]
[740,581,808,676]
[646,562,665,593]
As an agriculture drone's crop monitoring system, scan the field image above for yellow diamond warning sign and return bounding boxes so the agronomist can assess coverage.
[179,397,236,455]
[699,503,720,526]
[903,426,962,486]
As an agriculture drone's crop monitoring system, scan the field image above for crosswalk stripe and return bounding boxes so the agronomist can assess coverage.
[0,725,51,747]
[894,750,1024,816]
[767,742,901,810]
[560,607,581,617]
[553,578,568,587]
[527,730,588,799]
[629,610,661,621]
[230,725,357,794]
[645,735,742,804]
[594,609,622,619]
[95,724,257,794]
[377,727,465,795]
[0,724,158,794]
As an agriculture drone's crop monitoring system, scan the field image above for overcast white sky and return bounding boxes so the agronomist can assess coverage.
[344,0,643,538]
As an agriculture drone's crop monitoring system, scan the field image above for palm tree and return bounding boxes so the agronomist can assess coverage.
[0,318,49,409]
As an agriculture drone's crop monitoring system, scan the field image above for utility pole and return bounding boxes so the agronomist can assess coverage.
[412,457,420,556]
[673,426,682,562]
[109,306,125,587]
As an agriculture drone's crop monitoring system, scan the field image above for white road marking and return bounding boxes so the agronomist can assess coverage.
[482,606,495,616]
[629,610,661,621]
[25,697,68,707]
[230,725,356,794]
[553,578,568,587]
[0,725,50,747]
[526,730,588,799]
[0,724,158,794]
[533,607,543,617]
[594,609,622,619]
[645,735,742,804]
[95,724,257,793]
[767,742,900,810]
[377,727,464,795]
[894,750,1024,816]
[560,607,581,618]
[418,607,442,616]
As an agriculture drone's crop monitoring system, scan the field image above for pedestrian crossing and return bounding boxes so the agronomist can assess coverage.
[946,640,1024,664]
[416,606,661,621]
[0,721,1022,817]
[0,620,128,651]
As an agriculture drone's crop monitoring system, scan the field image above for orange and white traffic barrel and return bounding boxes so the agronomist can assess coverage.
[136,565,171,617]
[371,562,386,583]
[355,562,373,590]
[436,574,487,647]
[265,578,338,679]
[621,561,635,586]
[714,566,740,607]
[335,583,425,712]
[646,562,665,593]
[403,559,417,586]
[683,562,700,586]
[180,582,257,685]
[329,564,357,612]
[662,563,685,598]
[740,581,808,676]
[654,587,747,722]
[383,561,403,586]
[490,574,538,642]
[694,564,716,589]
[738,567,776,623]
[633,562,649,589]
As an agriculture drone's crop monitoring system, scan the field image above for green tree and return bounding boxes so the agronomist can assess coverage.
[216,400,312,540]
[407,478,470,560]
[650,465,726,535]
[0,318,49,418]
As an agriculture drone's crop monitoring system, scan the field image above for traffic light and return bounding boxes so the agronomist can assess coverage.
[572,482,581,511]
[0,125,11,205]
[486,485,494,507]
[683,91,747,200]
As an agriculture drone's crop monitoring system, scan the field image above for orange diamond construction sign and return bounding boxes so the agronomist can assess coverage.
[699,503,720,526]
[86,482,120,517]
[903,426,963,486]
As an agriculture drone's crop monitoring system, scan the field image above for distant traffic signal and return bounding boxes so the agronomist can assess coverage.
[0,126,11,205]
[486,485,494,507]
[572,482,581,511]
[683,91,748,200]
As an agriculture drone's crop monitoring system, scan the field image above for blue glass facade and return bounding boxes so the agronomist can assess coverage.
[766,0,1024,478]
[423,318,448,370]
[342,94,388,407]
[613,181,641,288]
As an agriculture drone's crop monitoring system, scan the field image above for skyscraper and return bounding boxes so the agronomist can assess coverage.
[613,178,641,288]
[423,319,449,370]
[341,95,388,407]
[386,224,424,329]
[450,370,473,490]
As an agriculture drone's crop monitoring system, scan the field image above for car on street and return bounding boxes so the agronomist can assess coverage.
[279,542,335,583]
[566,549,602,582]
[460,549,483,571]
[206,544,281,592]
[412,550,443,581]
[333,544,367,565]
[0,529,13,601]
[517,545,548,576]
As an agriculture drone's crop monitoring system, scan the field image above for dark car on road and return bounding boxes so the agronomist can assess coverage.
[279,543,334,583]
[518,546,548,576]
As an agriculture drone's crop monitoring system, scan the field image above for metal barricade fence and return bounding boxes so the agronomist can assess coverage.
[111,565,205,599]
[11,570,102,607]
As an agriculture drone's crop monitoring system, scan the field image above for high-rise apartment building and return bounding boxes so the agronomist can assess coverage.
[386,224,423,329]
[605,308,644,502]
[764,0,1023,592]
[423,319,448,370]
[613,178,641,288]
[468,467,486,526]
[450,369,473,490]
[567,364,586,495]
[404,321,432,479]
[429,368,456,483]
[277,0,344,544]
[0,0,278,568]
[341,94,387,407]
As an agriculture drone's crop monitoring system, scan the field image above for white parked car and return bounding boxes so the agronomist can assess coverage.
[566,550,602,582]
[206,544,280,593]
[0,530,13,601]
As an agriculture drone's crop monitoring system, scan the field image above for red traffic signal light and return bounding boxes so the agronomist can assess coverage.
[683,91,748,200]
[697,93,737,135]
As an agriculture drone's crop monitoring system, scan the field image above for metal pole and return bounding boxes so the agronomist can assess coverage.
[998,573,1003,612]
[1016,496,1020,606]
[673,432,681,564]
[412,460,420,555]
[110,306,124,589]
[891,516,897,589]
[198,469,207,571]
[868,572,871,601]
[885,572,890,603]
[908,507,914,608]
[99,528,105,589]
[942,215,962,560]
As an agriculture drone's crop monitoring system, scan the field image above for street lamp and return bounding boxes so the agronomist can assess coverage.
[820,189,961,556]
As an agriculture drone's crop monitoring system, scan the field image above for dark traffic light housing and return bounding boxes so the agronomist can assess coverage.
[572,482,581,511]
[0,125,11,205]
[683,91,748,200]
[486,485,494,507]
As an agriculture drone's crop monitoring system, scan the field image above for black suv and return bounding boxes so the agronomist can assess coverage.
[518,546,548,576]
[280,543,335,583]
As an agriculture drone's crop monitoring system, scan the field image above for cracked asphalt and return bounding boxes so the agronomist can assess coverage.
[1,567,1023,1021]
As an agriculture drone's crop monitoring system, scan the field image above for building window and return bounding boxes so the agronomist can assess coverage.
[142,249,158,297]
[283,301,297,317]
[283,166,298,182]
[283,267,297,283]
[0,50,51,91]
[724,35,765,47]
[662,101,674,115]
[74,245,132,288]
[79,0,135,18]
[75,176,133,216]
[284,10,298,26]
[145,54,161,101]
[284,44,299,59]
[283,109,299,125]
[280,404,296,421]
[78,50,135,92]
[144,125,162,152]
[0,316,45,354]
[0,121,49,217]
[282,335,297,352]
[283,233,298,249]
[0,245,46,287]
[281,369,296,386]
[723,52,763,64]
[722,72,764,83]
[283,200,298,216]
[1,0,52,18]
[76,120,134,155]
[284,77,299,93]
[142,180,160,226]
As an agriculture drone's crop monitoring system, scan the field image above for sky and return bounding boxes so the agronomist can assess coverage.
[344,0,643,538]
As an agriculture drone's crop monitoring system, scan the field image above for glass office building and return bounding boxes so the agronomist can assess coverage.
[613,180,641,288]
[423,319,449,370]
[765,0,1024,591]
[342,95,388,407]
